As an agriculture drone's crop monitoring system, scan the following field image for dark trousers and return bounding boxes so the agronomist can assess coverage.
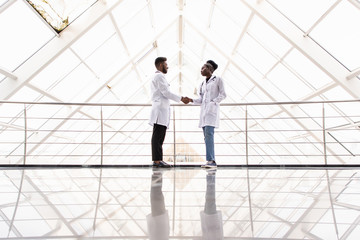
[151,124,167,161]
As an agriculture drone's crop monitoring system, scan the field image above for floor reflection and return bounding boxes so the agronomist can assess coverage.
[201,169,223,239]
[147,169,169,239]
[0,167,359,239]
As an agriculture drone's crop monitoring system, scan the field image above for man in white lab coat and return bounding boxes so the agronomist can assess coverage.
[189,60,226,168]
[149,57,189,168]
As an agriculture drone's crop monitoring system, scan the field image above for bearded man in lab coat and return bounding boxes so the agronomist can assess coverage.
[189,60,226,168]
[149,57,189,168]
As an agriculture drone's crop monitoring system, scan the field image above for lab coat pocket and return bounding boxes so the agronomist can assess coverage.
[208,102,217,116]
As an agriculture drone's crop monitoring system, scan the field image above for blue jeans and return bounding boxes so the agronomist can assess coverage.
[202,126,215,161]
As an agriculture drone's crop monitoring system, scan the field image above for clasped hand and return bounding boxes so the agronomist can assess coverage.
[181,96,192,104]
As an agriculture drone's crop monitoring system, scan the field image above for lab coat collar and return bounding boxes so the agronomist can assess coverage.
[207,75,216,82]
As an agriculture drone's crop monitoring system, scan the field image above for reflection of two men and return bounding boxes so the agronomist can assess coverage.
[146,169,223,240]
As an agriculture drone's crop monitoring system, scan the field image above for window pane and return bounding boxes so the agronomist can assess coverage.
[118,7,154,55]
[30,49,81,91]
[25,0,97,32]
[267,0,337,31]
[236,34,278,75]
[310,1,360,70]
[71,16,117,60]
[249,16,292,57]
[266,64,313,101]
[283,49,333,89]
[0,1,54,71]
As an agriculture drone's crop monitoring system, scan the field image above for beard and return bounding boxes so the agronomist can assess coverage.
[162,65,167,74]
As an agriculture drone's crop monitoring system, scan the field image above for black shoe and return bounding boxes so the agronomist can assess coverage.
[153,161,172,168]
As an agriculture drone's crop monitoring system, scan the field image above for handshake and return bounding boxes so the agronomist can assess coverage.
[181,96,192,104]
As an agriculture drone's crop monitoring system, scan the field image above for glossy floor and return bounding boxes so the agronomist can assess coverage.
[0,167,359,239]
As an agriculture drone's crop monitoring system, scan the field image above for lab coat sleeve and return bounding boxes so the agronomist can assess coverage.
[212,77,226,104]
[156,74,181,102]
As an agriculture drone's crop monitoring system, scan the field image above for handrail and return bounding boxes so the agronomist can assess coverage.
[1,99,360,106]
[0,99,359,166]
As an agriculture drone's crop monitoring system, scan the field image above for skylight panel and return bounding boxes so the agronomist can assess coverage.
[251,86,274,104]
[119,7,154,55]
[0,0,54,71]
[84,34,125,76]
[184,26,205,59]
[30,49,81,91]
[222,67,253,99]
[209,7,243,55]
[184,0,211,29]
[71,16,117,60]
[237,34,278,75]
[224,65,253,97]
[267,63,313,101]
[25,0,97,33]
[283,49,333,89]
[151,0,178,31]
[47,63,96,102]
[215,0,252,27]
[249,16,292,58]
[136,50,158,79]
[111,0,147,28]
[181,51,203,78]
[156,24,179,59]
[310,0,360,70]
[202,45,227,73]
[267,0,337,32]
[107,65,145,103]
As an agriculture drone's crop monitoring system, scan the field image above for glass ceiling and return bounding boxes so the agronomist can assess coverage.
[0,0,359,165]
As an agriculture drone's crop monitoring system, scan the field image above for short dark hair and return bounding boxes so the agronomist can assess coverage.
[155,57,167,67]
[206,60,218,72]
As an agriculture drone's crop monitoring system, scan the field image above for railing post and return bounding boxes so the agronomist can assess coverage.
[173,107,176,166]
[100,106,104,166]
[322,103,327,165]
[23,104,27,165]
[245,105,248,165]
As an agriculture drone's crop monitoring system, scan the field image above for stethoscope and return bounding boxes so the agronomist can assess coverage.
[199,76,216,95]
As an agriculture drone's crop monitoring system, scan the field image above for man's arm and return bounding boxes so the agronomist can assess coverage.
[157,74,181,102]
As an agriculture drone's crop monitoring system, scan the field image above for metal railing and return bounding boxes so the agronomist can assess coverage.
[0,99,359,166]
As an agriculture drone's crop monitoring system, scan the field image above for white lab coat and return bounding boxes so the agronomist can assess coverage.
[149,71,181,128]
[192,76,226,128]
